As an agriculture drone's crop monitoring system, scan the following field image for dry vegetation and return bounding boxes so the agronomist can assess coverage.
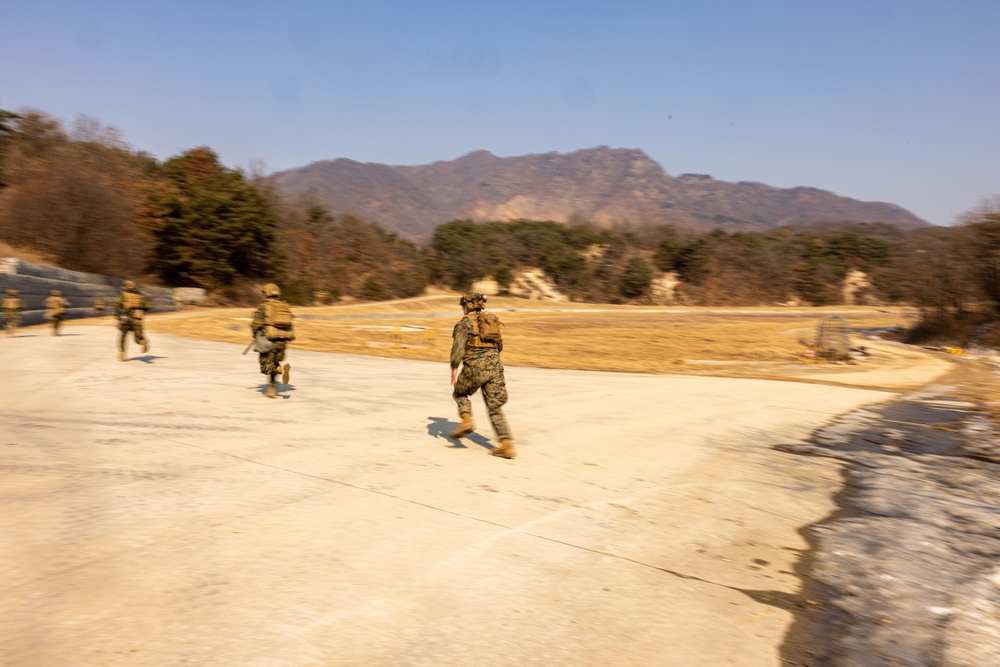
[0,240,54,265]
[131,296,916,377]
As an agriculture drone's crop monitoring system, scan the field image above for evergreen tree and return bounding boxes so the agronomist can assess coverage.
[620,256,653,299]
[142,147,278,288]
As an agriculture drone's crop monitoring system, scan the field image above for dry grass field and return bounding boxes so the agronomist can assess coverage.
[131,295,918,378]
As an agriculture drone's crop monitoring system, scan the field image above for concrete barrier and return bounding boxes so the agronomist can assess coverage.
[0,258,205,327]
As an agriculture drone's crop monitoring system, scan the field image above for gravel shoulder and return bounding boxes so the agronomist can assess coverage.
[778,362,1000,666]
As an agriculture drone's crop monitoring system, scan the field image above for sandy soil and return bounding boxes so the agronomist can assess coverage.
[0,308,958,666]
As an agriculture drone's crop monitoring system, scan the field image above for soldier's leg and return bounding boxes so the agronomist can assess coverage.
[132,320,146,348]
[451,365,484,437]
[482,372,515,458]
[259,348,279,398]
[481,374,512,440]
[272,343,289,384]
[259,349,277,375]
[117,326,127,360]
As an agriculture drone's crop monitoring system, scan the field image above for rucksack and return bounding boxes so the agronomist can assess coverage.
[477,312,504,344]
[263,300,295,341]
[467,311,503,348]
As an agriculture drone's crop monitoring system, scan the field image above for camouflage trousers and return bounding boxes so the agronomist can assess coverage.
[453,348,512,440]
[3,311,18,334]
[258,340,287,378]
[117,318,147,351]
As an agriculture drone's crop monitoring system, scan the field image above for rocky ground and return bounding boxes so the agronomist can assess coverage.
[779,362,1000,666]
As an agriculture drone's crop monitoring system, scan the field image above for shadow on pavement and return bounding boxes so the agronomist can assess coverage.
[127,355,166,364]
[426,416,493,450]
[254,383,297,399]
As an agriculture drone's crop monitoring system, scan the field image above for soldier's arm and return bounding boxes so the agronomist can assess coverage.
[250,305,265,334]
[450,319,469,369]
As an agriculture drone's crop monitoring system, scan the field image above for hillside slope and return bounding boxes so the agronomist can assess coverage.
[273,147,928,239]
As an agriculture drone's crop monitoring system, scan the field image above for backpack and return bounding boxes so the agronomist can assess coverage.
[478,312,504,344]
[467,311,503,348]
[263,300,295,341]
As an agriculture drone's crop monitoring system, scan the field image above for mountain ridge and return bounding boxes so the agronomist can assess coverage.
[272,146,928,239]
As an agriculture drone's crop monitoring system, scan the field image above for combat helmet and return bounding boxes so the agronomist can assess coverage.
[5,288,16,296]
[51,290,61,296]
[459,291,487,311]
[262,283,281,297]
[122,279,136,290]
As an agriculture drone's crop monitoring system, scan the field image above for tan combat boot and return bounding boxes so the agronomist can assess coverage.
[490,439,516,459]
[280,363,291,385]
[450,413,475,439]
[118,351,126,361]
[266,382,277,399]
[142,339,149,354]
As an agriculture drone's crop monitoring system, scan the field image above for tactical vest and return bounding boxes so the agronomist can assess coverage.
[122,292,146,319]
[122,292,144,309]
[262,300,295,341]
[46,297,65,315]
[465,311,503,349]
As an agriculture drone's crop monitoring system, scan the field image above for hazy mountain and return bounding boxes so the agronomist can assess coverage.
[272,147,928,239]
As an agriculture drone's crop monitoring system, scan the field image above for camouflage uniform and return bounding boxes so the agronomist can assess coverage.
[44,291,69,335]
[450,292,514,457]
[113,281,150,359]
[250,283,293,398]
[251,303,289,376]
[2,290,23,336]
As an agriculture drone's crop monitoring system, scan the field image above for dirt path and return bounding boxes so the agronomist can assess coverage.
[0,326,953,666]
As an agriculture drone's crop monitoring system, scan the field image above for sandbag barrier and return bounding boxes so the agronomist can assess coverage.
[0,258,185,327]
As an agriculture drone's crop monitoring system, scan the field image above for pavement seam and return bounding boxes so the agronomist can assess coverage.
[157,434,749,594]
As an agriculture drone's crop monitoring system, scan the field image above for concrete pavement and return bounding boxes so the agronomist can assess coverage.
[1,326,905,666]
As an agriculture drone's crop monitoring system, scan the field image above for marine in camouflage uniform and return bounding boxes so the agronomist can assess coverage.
[2,289,23,336]
[44,290,70,336]
[113,280,150,360]
[250,283,292,399]
[450,291,516,459]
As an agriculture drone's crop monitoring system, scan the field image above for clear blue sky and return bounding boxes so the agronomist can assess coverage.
[3,0,998,226]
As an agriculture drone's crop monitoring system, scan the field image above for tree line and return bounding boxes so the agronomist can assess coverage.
[0,108,425,303]
[1,107,998,329]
